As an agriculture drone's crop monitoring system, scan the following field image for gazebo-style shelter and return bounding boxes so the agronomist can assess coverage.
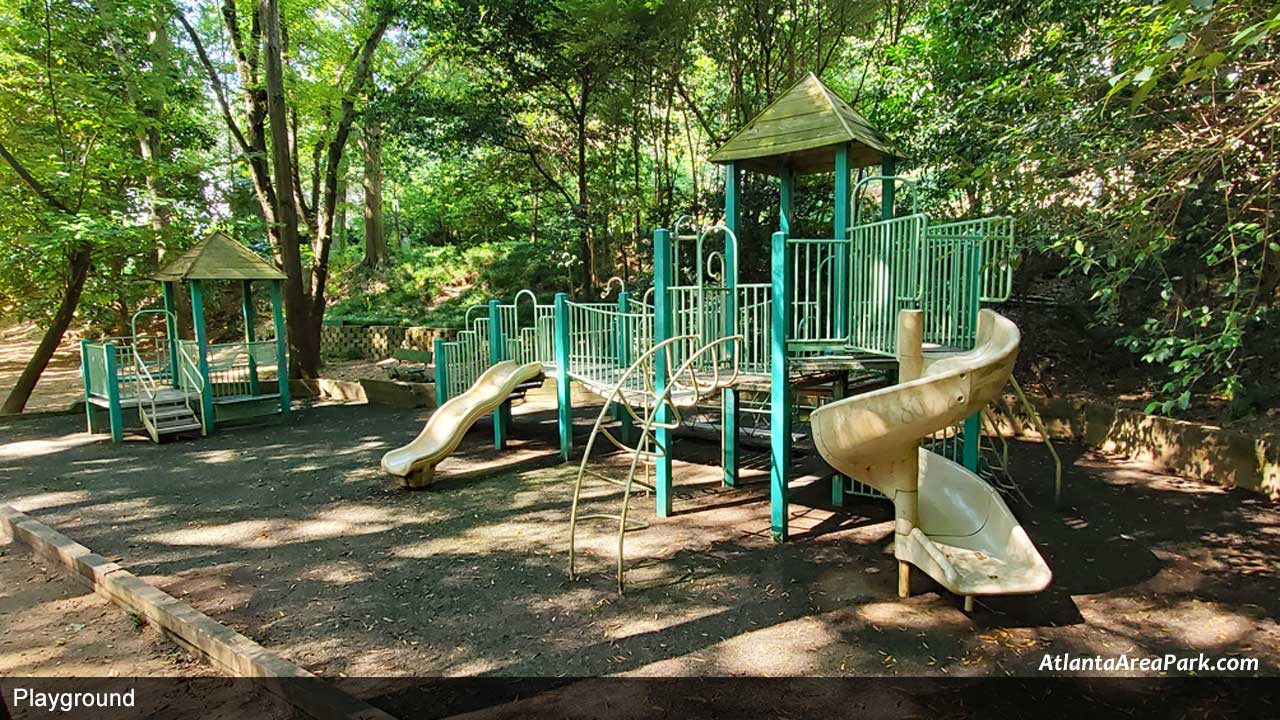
[80,233,290,443]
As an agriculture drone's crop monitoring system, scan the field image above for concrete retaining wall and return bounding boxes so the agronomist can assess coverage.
[1008,395,1278,500]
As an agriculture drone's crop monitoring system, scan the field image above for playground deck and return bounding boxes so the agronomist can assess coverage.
[1,389,1276,683]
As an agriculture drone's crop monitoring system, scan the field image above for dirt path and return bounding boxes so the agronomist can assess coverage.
[0,539,207,676]
[0,323,83,414]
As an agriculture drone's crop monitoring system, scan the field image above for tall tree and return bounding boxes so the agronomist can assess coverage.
[179,0,390,376]
[362,115,387,268]
[0,0,206,413]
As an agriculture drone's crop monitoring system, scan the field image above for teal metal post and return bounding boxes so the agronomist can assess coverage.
[962,237,983,472]
[554,292,573,462]
[722,162,740,487]
[779,164,795,234]
[830,371,849,507]
[488,299,511,449]
[269,279,290,417]
[834,143,851,333]
[769,230,792,541]
[103,342,123,443]
[242,280,260,396]
[190,281,216,431]
[433,338,449,406]
[161,281,179,386]
[832,147,852,504]
[653,228,674,517]
[881,156,896,220]
[615,291,633,444]
[79,339,96,433]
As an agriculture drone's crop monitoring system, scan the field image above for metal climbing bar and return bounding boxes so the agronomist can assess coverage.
[567,333,742,593]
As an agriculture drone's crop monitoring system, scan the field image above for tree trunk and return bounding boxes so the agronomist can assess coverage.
[1,246,92,415]
[260,0,316,377]
[363,115,386,269]
[334,167,347,254]
[575,96,593,294]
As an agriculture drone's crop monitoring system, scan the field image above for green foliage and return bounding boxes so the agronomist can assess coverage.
[0,0,1275,422]
[867,0,1279,415]
[327,235,574,327]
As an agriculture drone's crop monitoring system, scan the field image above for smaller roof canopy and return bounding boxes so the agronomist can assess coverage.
[154,232,286,282]
[709,72,898,177]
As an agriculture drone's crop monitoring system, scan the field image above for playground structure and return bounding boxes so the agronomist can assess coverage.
[811,308,1051,608]
[79,233,291,443]
[384,73,1049,602]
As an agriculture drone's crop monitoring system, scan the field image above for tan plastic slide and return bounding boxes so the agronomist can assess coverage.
[381,360,544,488]
[810,309,1051,608]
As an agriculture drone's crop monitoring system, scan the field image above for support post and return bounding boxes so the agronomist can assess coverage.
[190,281,216,431]
[161,282,179,387]
[269,280,290,417]
[779,164,795,234]
[834,144,851,336]
[79,339,96,434]
[433,338,449,407]
[554,292,573,462]
[881,156,896,221]
[962,235,983,471]
[488,298,511,449]
[895,309,925,598]
[769,230,792,541]
[653,228,674,517]
[830,371,848,507]
[104,342,123,443]
[722,162,740,487]
[615,291,633,445]
[242,280,260,396]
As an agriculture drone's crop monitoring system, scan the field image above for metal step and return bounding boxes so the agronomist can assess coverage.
[154,419,201,434]
[146,405,194,420]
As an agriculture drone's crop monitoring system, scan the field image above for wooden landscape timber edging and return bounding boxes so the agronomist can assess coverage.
[1003,395,1279,500]
[0,504,398,720]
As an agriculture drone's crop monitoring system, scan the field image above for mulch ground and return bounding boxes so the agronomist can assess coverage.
[0,383,1275,704]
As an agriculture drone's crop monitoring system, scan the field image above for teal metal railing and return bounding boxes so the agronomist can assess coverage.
[918,229,983,350]
[847,214,927,356]
[788,237,851,350]
[926,215,1015,304]
[437,308,491,399]
[735,284,772,374]
[82,342,115,399]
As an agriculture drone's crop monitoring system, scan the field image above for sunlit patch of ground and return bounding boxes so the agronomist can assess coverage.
[0,322,84,413]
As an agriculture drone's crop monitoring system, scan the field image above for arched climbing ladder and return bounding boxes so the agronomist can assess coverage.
[568,333,742,593]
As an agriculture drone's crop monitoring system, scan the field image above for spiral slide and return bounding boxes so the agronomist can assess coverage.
[810,309,1051,607]
[381,360,544,488]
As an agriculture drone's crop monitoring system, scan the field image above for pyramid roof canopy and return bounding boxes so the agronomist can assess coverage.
[708,72,899,176]
[154,232,286,282]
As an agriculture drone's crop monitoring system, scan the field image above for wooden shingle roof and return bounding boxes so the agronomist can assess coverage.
[709,72,899,176]
[154,233,286,282]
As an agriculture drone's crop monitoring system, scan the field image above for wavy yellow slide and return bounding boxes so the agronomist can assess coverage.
[810,309,1051,608]
[382,360,544,488]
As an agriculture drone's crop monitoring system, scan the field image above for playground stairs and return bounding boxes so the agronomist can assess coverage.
[139,389,203,442]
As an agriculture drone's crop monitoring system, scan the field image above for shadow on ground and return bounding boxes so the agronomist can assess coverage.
[1,382,1276,685]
